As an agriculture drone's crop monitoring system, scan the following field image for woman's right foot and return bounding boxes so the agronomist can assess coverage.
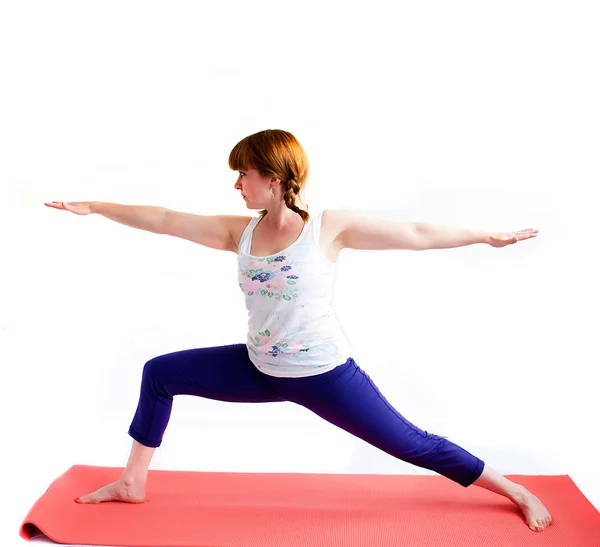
[74,479,146,504]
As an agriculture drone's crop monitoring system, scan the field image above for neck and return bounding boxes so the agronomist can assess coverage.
[262,201,307,229]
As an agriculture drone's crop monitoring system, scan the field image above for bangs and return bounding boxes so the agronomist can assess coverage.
[228,139,256,173]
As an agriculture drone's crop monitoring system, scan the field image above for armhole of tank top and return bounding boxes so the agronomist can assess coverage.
[312,208,336,269]
[239,216,259,253]
[310,209,321,242]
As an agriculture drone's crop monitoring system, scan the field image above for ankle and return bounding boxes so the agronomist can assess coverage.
[121,473,147,486]
[511,485,531,505]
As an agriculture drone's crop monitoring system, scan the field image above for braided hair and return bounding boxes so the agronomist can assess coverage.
[282,177,309,222]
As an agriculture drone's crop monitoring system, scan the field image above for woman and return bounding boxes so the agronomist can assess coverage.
[44,129,551,532]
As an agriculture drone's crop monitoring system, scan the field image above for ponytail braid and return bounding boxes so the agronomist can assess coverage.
[284,178,309,222]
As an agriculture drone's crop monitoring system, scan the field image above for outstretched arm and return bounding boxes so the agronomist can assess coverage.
[329,209,539,251]
[415,222,538,249]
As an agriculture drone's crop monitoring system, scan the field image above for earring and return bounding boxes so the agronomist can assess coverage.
[270,188,275,198]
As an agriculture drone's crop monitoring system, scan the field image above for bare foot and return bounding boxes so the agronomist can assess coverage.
[74,479,146,504]
[515,489,553,532]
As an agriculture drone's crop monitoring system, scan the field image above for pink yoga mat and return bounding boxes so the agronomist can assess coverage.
[20,465,600,546]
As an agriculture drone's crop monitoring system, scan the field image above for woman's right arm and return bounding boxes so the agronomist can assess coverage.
[46,201,244,252]
[94,202,244,252]
[92,202,168,234]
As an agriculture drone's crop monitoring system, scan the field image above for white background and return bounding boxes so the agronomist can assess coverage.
[1,0,599,544]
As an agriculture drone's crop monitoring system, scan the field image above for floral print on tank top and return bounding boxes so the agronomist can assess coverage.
[238,253,312,359]
[238,254,299,301]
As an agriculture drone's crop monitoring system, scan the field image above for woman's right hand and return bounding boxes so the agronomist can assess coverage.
[44,201,95,216]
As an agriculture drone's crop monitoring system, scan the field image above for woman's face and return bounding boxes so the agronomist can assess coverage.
[233,167,274,207]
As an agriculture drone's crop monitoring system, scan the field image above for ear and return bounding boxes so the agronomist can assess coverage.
[268,179,283,193]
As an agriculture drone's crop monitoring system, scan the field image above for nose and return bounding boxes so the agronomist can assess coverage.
[234,180,245,197]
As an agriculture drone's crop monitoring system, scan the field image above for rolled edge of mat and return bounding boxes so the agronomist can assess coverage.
[20,521,45,541]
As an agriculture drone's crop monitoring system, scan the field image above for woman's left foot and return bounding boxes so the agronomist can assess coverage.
[515,488,553,532]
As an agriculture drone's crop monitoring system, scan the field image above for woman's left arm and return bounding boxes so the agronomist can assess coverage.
[415,223,539,249]
[329,209,539,251]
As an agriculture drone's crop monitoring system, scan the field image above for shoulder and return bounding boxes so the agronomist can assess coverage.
[320,208,352,248]
[320,208,358,228]
[321,208,378,249]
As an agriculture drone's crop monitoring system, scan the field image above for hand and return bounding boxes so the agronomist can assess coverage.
[44,201,95,216]
[488,228,539,248]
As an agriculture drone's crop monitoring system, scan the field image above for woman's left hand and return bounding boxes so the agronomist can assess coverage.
[488,228,539,247]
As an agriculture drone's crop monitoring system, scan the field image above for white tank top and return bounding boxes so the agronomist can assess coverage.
[237,208,354,378]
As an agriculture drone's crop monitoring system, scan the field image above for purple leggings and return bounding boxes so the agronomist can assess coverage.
[128,343,485,488]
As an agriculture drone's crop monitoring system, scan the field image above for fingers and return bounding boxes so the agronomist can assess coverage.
[514,229,539,241]
[44,201,67,209]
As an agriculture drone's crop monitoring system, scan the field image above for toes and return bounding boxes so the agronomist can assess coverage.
[534,517,552,530]
[529,520,545,532]
[75,492,105,504]
[75,495,92,504]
